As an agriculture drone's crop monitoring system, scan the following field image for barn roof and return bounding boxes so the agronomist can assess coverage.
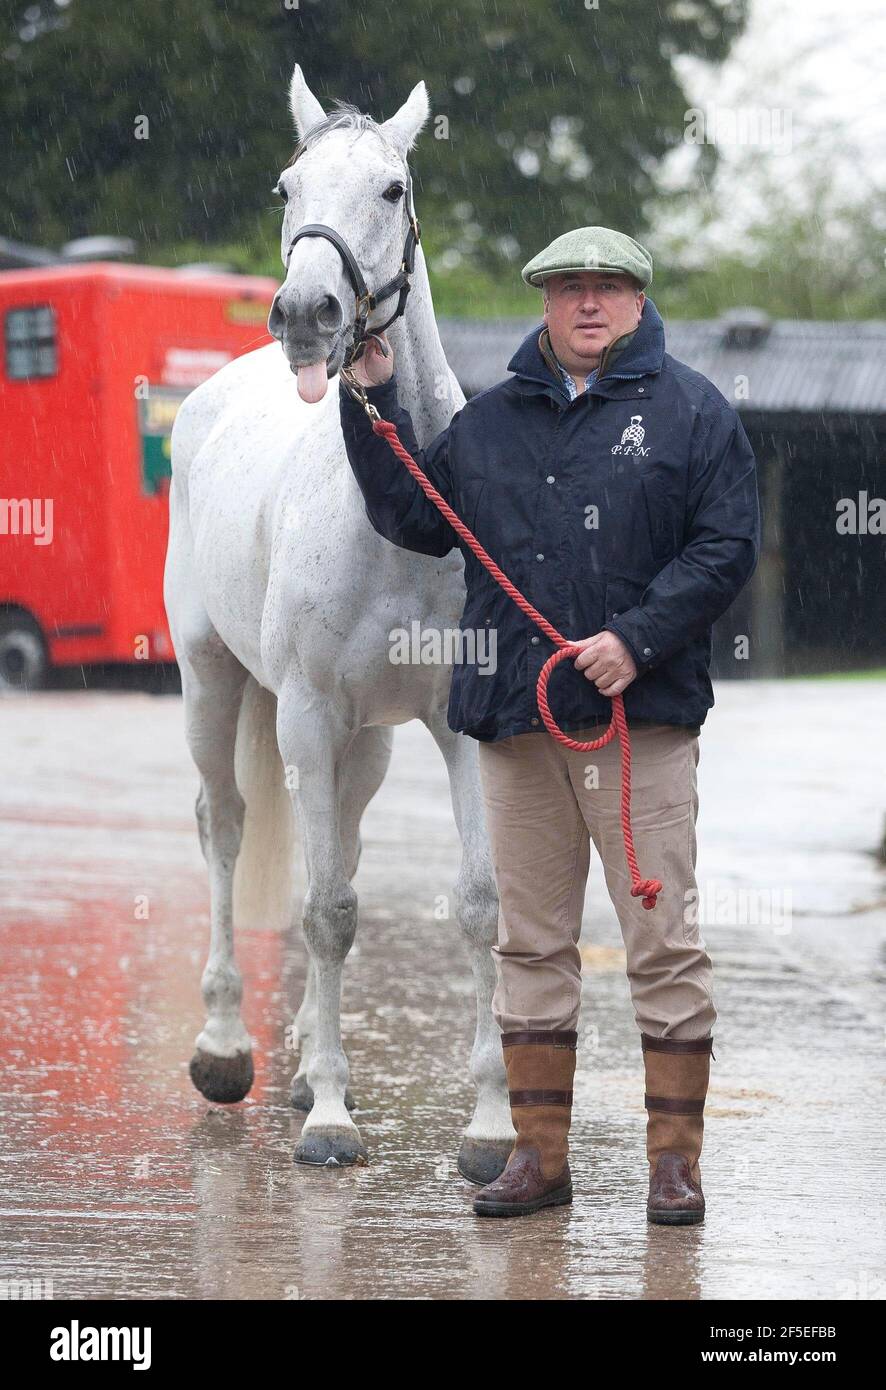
[438,309,886,415]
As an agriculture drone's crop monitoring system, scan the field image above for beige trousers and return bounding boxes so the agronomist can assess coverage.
[477,722,716,1040]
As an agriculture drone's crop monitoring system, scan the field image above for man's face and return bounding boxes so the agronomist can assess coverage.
[543,270,644,374]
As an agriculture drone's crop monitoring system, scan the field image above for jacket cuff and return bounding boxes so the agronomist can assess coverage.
[365,372,399,404]
[601,610,662,677]
[339,372,399,412]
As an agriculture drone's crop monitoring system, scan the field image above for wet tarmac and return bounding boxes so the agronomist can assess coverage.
[1,680,884,1300]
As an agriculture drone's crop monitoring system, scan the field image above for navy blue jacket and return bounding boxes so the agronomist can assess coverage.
[339,298,761,742]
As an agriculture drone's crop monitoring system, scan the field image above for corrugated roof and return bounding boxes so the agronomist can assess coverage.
[438,313,886,414]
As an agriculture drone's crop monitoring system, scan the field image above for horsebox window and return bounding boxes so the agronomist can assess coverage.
[4,304,58,380]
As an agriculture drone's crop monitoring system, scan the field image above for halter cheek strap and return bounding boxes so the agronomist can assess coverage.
[284,164,421,369]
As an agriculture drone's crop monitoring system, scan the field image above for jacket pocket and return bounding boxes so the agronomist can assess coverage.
[457,478,486,538]
[604,575,646,630]
[640,472,681,566]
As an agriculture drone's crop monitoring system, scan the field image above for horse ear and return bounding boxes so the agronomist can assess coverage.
[379,81,431,155]
[289,63,327,139]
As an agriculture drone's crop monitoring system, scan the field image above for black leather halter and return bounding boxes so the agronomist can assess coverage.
[284,161,421,369]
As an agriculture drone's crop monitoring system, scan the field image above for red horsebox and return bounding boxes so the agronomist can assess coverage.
[0,262,277,688]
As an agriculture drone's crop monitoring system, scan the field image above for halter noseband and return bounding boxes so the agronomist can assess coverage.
[284,159,421,371]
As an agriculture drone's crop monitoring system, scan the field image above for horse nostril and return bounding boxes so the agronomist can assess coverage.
[315,293,342,333]
[268,296,286,341]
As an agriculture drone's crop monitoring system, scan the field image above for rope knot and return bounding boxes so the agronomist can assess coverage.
[632,879,664,910]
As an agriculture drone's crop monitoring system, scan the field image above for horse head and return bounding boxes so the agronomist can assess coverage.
[268,64,429,403]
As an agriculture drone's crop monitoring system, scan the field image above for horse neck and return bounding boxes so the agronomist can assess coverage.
[379,246,463,446]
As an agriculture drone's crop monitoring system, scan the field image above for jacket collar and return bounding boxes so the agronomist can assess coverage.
[538,322,638,388]
[506,296,666,402]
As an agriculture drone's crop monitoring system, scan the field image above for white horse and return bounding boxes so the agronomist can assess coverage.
[163,65,513,1181]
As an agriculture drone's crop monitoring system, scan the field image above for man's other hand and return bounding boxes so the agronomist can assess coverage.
[572,631,638,697]
[349,331,394,388]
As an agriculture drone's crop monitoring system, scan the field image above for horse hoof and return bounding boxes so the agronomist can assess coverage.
[457,1136,514,1186]
[293,1128,368,1168]
[290,1076,356,1112]
[189,1048,254,1104]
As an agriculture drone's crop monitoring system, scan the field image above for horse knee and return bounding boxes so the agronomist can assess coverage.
[302,882,358,961]
[195,783,245,866]
[455,868,499,949]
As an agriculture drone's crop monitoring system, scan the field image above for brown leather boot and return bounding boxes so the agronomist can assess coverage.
[642,1033,713,1225]
[473,1030,576,1218]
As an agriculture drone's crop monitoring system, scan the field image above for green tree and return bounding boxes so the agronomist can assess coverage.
[1,0,749,277]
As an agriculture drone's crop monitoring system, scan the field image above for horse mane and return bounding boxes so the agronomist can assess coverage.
[284,100,398,169]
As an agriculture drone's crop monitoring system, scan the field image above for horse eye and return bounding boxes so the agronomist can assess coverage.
[383,183,405,203]
[274,183,289,203]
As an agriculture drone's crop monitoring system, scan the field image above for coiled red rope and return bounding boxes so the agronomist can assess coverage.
[371,414,663,909]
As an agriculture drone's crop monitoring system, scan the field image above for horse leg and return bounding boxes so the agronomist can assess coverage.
[290,724,392,1113]
[339,724,394,880]
[181,633,252,1103]
[289,958,318,1110]
[277,698,367,1165]
[427,716,514,1183]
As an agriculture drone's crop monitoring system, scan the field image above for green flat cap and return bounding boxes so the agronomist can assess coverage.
[521,225,653,289]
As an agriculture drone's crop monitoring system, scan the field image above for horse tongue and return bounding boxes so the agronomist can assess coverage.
[296,361,328,403]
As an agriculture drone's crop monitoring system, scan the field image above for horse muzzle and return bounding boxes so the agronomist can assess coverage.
[268,293,353,400]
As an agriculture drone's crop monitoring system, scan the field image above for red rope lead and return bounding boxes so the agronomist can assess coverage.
[371,415,663,910]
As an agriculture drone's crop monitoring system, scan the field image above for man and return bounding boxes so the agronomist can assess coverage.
[338,227,761,1223]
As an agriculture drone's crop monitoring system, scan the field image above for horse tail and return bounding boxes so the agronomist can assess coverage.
[232,676,297,931]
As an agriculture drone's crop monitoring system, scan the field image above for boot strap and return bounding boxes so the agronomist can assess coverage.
[502,1031,577,1049]
[645,1094,705,1114]
[641,1033,713,1055]
[510,1088,573,1107]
